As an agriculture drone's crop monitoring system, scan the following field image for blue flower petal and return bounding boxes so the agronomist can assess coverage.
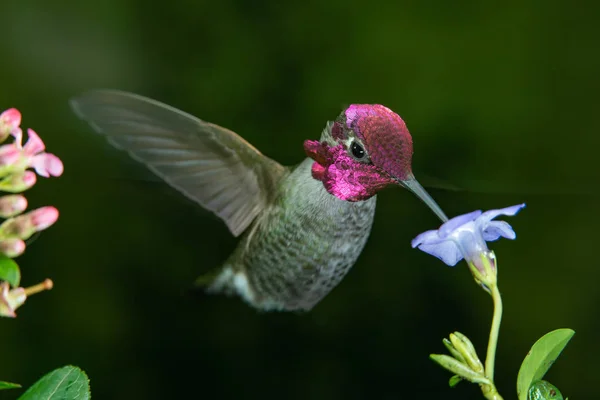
[483,221,516,241]
[417,241,464,266]
[478,203,526,226]
[411,230,442,248]
[439,210,482,238]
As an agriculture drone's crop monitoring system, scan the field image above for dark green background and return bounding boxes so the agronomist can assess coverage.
[1,1,598,399]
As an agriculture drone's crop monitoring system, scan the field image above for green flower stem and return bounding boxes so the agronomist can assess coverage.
[485,283,502,381]
[481,283,504,400]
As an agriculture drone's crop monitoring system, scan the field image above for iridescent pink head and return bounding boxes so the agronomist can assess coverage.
[304,104,447,222]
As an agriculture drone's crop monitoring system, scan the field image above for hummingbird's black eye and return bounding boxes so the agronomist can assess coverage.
[350,141,366,159]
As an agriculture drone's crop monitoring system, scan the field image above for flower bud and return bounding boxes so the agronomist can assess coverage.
[468,251,498,290]
[0,238,26,257]
[30,206,59,231]
[0,206,58,240]
[0,195,27,218]
[449,332,484,374]
[0,171,36,193]
[0,108,21,143]
[443,338,466,363]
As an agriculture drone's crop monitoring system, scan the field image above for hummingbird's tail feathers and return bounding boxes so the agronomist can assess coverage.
[195,266,254,302]
[69,89,288,237]
[195,266,289,311]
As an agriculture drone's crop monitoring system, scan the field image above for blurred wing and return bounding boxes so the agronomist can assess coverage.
[70,90,288,237]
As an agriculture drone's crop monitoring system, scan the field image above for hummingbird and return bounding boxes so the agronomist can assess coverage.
[70,90,448,311]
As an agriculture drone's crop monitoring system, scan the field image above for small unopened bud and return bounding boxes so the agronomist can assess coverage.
[0,108,22,142]
[0,206,59,240]
[0,195,27,218]
[0,238,26,257]
[0,279,53,318]
[468,251,498,291]
[0,171,36,193]
[30,206,59,231]
[449,332,484,374]
[443,338,466,363]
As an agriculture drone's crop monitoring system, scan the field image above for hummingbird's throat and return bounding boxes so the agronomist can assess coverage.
[303,140,394,202]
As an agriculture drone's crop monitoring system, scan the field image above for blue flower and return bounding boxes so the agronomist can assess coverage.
[411,204,526,268]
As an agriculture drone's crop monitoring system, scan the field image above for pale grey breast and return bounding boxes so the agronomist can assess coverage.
[232,158,377,311]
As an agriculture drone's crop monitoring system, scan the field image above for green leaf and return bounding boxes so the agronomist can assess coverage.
[0,381,21,390]
[0,254,20,287]
[517,329,575,400]
[430,354,490,385]
[18,366,90,400]
[448,375,463,387]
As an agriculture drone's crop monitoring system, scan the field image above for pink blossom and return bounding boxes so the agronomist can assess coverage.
[20,129,64,177]
[0,109,64,179]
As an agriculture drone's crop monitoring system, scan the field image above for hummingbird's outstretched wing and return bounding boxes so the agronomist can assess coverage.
[70,90,287,237]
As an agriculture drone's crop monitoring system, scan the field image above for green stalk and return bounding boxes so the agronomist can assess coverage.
[481,283,504,400]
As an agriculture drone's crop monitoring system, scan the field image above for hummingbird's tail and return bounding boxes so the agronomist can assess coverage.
[193,265,288,311]
[194,265,256,304]
[193,268,224,289]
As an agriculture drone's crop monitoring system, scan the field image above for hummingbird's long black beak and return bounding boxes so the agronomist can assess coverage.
[399,174,449,223]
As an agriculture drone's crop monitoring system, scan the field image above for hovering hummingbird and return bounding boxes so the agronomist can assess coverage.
[70,90,448,311]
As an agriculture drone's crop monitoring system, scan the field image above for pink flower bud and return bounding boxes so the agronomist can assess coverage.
[0,108,21,130]
[0,206,57,240]
[0,238,25,257]
[0,206,58,240]
[0,108,22,143]
[0,195,27,218]
[29,206,59,231]
[0,171,36,193]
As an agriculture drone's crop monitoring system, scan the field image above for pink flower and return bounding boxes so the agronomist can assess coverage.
[19,129,64,177]
[0,108,64,179]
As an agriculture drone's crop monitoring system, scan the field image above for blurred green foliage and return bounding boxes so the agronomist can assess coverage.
[0,0,598,399]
